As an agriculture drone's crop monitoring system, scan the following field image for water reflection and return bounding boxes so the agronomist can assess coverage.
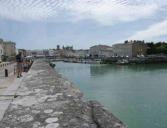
[129,64,167,72]
[55,61,167,128]
[90,64,167,76]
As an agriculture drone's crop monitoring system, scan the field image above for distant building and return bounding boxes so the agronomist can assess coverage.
[55,50,65,57]
[18,49,26,57]
[63,46,73,50]
[0,44,4,61]
[26,50,32,57]
[64,50,75,57]
[89,45,113,58]
[132,41,147,57]
[57,45,60,50]
[43,49,49,56]
[31,50,44,57]
[112,43,132,57]
[43,49,56,57]
[113,41,147,57]
[48,49,55,56]
[100,48,113,58]
[75,49,89,58]
[0,39,16,57]
[28,49,56,57]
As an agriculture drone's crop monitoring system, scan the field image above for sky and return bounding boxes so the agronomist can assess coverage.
[0,0,167,50]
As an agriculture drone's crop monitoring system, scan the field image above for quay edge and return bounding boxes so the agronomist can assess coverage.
[0,59,128,128]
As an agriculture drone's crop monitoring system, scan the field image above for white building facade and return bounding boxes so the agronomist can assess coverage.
[89,45,113,58]
[113,43,132,57]
[30,50,44,57]
[48,49,55,56]
[0,40,16,57]
[75,50,89,58]
[112,41,147,58]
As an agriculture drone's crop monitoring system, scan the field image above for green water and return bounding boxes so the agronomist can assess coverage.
[54,62,167,128]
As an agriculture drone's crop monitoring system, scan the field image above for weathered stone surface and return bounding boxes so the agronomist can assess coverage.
[0,60,128,128]
[89,101,127,128]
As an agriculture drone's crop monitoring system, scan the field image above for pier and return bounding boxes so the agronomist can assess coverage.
[0,59,127,128]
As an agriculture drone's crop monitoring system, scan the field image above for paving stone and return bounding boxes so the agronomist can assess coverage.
[0,60,128,128]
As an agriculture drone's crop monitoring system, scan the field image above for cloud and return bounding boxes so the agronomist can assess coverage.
[0,0,59,22]
[0,0,166,24]
[127,20,167,40]
[64,0,158,25]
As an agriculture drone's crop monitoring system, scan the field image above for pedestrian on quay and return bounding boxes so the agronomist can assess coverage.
[16,52,23,78]
[23,58,27,72]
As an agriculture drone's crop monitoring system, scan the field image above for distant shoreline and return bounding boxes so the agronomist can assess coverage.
[46,55,167,65]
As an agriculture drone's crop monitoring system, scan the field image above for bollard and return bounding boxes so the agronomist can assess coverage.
[5,69,8,77]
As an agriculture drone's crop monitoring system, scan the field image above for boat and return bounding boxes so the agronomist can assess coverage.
[116,59,129,65]
[86,60,101,64]
[63,59,101,64]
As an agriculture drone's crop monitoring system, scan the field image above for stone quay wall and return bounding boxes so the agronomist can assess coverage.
[103,56,167,64]
[0,60,127,128]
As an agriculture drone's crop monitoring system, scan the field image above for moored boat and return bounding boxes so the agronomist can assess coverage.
[116,59,129,65]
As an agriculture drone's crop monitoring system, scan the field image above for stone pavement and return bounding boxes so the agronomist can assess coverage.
[0,72,25,121]
[0,60,128,128]
[0,62,18,121]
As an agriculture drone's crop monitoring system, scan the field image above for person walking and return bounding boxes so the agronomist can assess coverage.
[16,52,23,78]
[23,58,28,72]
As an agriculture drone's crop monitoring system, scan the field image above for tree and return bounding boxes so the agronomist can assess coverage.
[124,40,128,44]
[146,42,167,54]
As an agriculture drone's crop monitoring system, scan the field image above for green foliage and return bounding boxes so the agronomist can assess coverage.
[12,53,16,56]
[1,55,8,62]
[146,42,167,54]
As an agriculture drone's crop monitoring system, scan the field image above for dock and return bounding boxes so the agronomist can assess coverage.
[0,59,127,128]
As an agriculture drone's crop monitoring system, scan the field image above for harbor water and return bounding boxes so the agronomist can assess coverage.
[54,61,167,128]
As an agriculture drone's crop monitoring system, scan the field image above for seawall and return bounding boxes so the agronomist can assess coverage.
[0,60,127,128]
[103,56,167,64]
